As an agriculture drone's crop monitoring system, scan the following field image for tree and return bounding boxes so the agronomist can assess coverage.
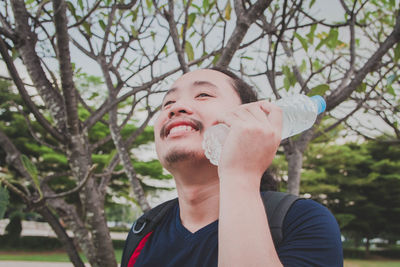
[239,0,400,195]
[0,0,275,266]
[301,139,400,253]
[1,0,399,266]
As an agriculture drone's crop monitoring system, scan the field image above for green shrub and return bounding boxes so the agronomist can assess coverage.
[343,248,400,259]
[0,235,63,250]
[0,235,126,251]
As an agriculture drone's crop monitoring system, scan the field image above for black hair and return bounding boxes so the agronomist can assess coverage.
[209,67,258,104]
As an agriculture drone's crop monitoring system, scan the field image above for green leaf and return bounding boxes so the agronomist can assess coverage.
[11,48,19,60]
[188,13,196,28]
[225,1,232,20]
[394,43,400,62]
[130,26,138,38]
[240,56,254,60]
[21,155,42,197]
[283,77,290,91]
[146,0,152,11]
[387,74,397,86]
[312,60,322,71]
[308,84,330,96]
[309,0,316,8]
[89,92,99,100]
[299,59,307,73]
[21,155,38,179]
[26,0,36,5]
[82,22,92,37]
[294,32,308,52]
[66,1,76,17]
[106,150,117,167]
[356,82,367,93]
[212,53,221,65]
[203,0,210,11]
[99,20,106,31]
[327,28,339,49]
[307,24,317,44]
[315,37,327,51]
[0,186,9,220]
[282,66,296,88]
[387,85,395,96]
[185,41,194,61]
[78,0,84,10]
[131,7,139,22]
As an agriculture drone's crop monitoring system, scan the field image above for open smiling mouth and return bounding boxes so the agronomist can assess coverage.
[168,125,197,137]
[161,119,203,139]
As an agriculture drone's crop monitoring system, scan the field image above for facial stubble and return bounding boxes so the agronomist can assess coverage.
[160,118,205,164]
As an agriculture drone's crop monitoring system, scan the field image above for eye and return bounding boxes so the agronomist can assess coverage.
[163,100,175,108]
[196,93,212,98]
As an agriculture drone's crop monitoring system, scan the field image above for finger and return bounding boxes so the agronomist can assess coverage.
[215,104,256,127]
[214,110,242,128]
[232,107,256,123]
[260,102,283,137]
[243,101,271,124]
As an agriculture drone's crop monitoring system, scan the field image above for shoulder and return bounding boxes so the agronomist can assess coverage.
[278,198,343,266]
[286,198,337,224]
[284,198,340,234]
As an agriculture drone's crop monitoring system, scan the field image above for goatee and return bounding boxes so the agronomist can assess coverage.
[165,150,199,164]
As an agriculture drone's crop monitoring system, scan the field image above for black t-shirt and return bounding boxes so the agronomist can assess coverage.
[134,199,343,267]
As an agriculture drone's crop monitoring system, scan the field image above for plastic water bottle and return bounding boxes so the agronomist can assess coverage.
[202,94,326,166]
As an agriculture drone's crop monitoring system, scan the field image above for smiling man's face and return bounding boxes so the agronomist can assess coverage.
[154,69,241,168]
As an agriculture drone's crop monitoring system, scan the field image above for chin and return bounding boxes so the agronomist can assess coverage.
[164,149,205,165]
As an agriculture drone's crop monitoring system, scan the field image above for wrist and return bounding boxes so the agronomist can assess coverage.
[218,170,261,194]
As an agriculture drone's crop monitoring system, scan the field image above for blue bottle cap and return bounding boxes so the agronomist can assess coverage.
[310,95,326,114]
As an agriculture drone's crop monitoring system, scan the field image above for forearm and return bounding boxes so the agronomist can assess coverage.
[218,173,283,267]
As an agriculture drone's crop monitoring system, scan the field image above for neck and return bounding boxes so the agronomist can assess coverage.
[169,160,220,233]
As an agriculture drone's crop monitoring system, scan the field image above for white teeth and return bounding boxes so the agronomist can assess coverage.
[169,125,195,135]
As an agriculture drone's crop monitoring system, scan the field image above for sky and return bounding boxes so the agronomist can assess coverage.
[0,1,396,205]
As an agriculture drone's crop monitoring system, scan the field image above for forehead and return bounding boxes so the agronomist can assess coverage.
[164,69,236,98]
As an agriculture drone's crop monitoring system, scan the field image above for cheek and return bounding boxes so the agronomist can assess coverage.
[154,113,166,135]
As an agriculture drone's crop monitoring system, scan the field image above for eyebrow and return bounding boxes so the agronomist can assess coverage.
[162,87,177,104]
[163,80,218,100]
[192,80,218,88]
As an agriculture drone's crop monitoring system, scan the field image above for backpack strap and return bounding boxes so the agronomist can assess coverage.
[261,191,299,247]
[121,192,299,266]
[120,198,178,267]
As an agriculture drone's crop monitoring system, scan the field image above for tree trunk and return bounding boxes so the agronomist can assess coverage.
[66,133,117,267]
[108,107,151,212]
[365,238,370,257]
[285,147,303,196]
[283,130,314,195]
[37,206,85,267]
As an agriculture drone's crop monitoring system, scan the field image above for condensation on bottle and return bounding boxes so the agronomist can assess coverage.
[202,94,326,166]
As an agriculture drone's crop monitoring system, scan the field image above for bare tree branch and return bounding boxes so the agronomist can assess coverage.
[216,0,273,68]
[43,164,97,199]
[53,0,81,136]
[68,0,102,28]
[327,9,400,110]
[10,0,66,132]
[163,0,189,73]
[0,37,64,141]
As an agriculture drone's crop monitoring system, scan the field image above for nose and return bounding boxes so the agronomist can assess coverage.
[168,101,193,119]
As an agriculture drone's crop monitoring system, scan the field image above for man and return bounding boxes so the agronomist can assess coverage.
[127,68,343,266]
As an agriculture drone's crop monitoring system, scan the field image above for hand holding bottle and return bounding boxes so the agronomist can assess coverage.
[210,101,283,186]
[203,94,326,166]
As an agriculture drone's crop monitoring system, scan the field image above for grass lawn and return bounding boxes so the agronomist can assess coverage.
[1,251,400,266]
[344,259,400,267]
[0,249,123,263]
